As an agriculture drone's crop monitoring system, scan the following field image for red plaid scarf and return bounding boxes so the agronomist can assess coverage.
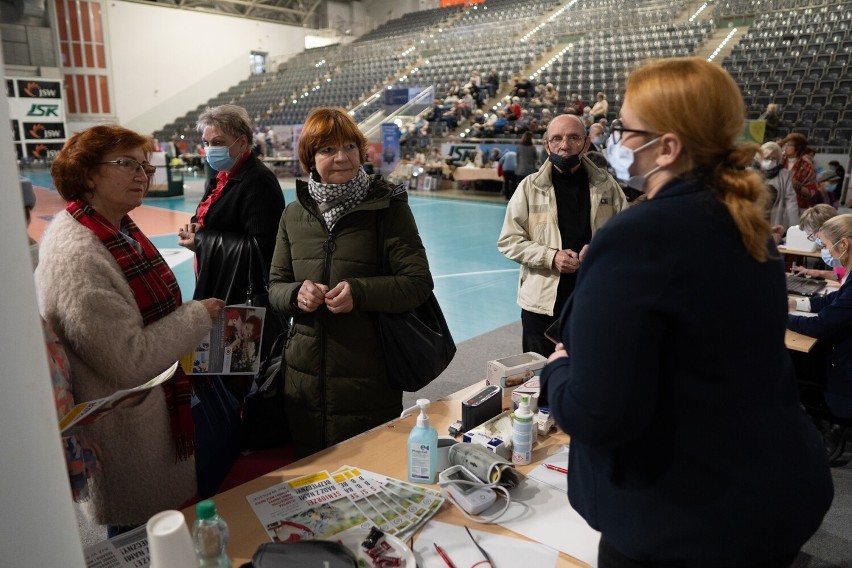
[67,199,195,461]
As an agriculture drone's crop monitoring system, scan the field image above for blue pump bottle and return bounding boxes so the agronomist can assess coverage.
[401,399,438,484]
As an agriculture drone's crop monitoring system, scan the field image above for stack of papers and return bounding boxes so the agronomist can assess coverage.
[247,466,444,543]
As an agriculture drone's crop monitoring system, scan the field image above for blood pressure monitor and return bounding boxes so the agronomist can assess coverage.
[438,465,497,515]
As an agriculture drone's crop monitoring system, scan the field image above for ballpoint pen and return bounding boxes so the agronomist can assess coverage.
[433,542,458,568]
[543,463,568,474]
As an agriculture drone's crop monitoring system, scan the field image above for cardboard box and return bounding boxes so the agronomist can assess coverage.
[485,352,548,409]
[462,410,513,459]
[511,376,541,413]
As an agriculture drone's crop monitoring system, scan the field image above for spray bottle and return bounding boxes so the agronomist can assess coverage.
[400,399,438,484]
[512,394,534,465]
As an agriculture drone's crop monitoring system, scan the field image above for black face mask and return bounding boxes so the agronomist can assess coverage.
[548,151,581,172]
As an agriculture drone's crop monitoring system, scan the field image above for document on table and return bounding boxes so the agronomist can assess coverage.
[789,309,818,317]
[526,444,569,493]
[487,474,600,567]
[413,521,558,568]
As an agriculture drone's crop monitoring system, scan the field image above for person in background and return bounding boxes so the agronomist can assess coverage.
[588,123,606,151]
[817,169,841,208]
[782,132,819,209]
[485,67,500,99]
[20,176,39,267]
[542,57,832,567]
[792,204,845,282]
[268,107,433,457]
[788,213,852,419]
[515,131,540,181]
[177,104,286,497]
[761,103,780,141]
[35,125,225,536]
[499,147,518,200]
[497,113,627,358]
[759,141,799,229]
[828,160,845,189]
[589,91,609,122]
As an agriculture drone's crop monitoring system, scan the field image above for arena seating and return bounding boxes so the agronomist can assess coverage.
[152,0,852,153]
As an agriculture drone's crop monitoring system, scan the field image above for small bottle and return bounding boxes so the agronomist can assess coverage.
[192,499,232,567]
[512,394,534,465]
[401,398,439,484]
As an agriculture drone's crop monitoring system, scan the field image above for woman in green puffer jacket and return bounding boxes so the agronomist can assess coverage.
[269,107,434,457]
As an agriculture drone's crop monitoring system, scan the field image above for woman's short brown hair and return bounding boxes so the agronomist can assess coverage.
[782,133,808,155]
[297,107,368,174]
[51,125,154,202]
[799,203,838,235]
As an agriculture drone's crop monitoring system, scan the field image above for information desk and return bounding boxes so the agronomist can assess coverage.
[452,167,503,182]
[185,381,588,567]
[778,245,821,259]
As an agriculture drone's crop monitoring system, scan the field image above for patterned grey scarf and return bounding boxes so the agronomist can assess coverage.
[308,168,371,231]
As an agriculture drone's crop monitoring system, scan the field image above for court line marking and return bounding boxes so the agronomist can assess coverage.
[434,268,518,279]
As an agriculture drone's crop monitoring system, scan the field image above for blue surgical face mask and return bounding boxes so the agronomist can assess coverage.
[606,135,661,191]
[821,247,841,268]
[205,138,241,172]
[814,237,823,248]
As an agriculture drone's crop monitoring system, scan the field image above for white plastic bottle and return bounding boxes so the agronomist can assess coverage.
[512,394,534,465]
[400,398,439,483]
[191,499,232,567]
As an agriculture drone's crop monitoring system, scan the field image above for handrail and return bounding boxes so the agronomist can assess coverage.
[359,85,436,140]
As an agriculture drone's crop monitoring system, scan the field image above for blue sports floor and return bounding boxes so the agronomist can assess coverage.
[24,170,521,344]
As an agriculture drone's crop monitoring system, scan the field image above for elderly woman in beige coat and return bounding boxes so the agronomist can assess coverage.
[35,125,223,536]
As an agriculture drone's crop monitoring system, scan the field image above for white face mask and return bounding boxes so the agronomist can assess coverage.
[606,135,661,191]
[760,159,777,170]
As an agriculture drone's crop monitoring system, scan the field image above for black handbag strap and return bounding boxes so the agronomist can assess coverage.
[246,236,268,303]
[375,208,390,276]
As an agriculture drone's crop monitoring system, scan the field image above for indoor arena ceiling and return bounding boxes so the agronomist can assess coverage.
[128,0,345,27]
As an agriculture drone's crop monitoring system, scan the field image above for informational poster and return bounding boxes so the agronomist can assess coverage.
[381,123,401,175]
[6,76,68,162]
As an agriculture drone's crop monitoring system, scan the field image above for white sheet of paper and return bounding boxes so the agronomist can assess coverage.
[526,445,569,493]
[789,309,818,317]
[413,521,559,568]
[489,475,600,567]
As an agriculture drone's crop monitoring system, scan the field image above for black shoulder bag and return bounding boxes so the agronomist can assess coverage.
[241,237,292,450]
[374,208,456,392]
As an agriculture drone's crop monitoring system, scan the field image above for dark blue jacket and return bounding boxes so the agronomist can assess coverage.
[788,279,852,417]
[541,177,833,565]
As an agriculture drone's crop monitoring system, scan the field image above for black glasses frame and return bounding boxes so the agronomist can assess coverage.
[609,119,656,145]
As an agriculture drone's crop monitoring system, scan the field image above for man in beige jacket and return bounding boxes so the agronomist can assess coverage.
[498,114,627,356]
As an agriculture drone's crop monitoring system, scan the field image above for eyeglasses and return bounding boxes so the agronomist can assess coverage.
[99,158,156,177]
[806,229,819,242]
[546,134,585,147]
[609,119,656,144]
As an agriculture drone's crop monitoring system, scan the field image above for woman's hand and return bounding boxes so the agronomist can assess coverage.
[199,298,225,322]
[325,281,354,314]
[177,223,198,251]
[788,297,797,311]
[297,280,329,313]
[548,343,568,362]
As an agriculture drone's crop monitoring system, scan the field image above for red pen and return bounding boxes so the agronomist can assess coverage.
[544,463,568,474]
[433,542,458,568]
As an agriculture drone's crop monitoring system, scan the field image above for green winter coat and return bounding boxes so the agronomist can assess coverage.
[268,175,433,457]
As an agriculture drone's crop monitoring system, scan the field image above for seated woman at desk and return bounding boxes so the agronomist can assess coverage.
[791,204,845,282]
[788,213,852,418]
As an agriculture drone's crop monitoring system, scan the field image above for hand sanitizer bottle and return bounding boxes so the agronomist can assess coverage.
[512,394,534,465]
[401,399,438,483]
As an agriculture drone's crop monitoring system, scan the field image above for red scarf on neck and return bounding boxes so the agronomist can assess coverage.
[195,151,251,228]
[67,199,195,461]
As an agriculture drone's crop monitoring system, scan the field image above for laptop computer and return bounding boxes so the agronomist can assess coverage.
[786,274,826,297]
